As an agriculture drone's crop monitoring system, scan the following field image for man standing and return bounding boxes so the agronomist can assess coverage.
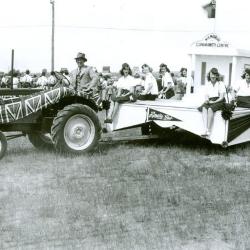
[70,52,99,92]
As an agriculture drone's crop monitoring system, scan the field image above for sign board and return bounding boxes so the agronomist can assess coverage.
[147,108,181,122]
[102,66,111,74]
[195,33,229,48]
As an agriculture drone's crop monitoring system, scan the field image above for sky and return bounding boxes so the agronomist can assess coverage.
[0,0,250,73]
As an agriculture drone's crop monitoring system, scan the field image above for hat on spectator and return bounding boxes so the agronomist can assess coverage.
[75,52,87,62]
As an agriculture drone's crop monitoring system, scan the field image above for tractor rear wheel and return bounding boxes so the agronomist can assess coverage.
[28,132,53,150]
[51,104,101,154]
[0,131,7,160]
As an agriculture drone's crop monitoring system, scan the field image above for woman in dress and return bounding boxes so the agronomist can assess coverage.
[138,64,158,100]
[104,63,136,123]
[198,68,226,137]
[158,63,175,99]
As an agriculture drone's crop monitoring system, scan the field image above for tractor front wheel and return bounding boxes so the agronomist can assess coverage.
[51,104,101,154]
[28,132,53,150]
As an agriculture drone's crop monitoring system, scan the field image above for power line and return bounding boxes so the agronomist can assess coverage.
[0,25,49,28]
[0,24,249,33]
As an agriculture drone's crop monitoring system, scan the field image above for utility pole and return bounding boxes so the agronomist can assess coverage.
[10,49,14,90]
[50,0,55,71]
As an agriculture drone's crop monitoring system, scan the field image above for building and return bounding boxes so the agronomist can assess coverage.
[188,33,250,91]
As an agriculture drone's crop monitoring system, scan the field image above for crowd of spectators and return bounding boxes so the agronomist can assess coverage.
[0,68,70,89]
[0,64,194,104]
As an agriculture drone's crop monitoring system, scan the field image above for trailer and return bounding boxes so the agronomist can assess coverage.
[104,96,250,148]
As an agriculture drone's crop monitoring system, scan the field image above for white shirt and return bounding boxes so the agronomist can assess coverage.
[133,77,143,86]
[47,75,57,86]
[162,73,174,88]
[141,72,158,95]
[233,79,250,96]
[1,76,8,84]
[114,75,136,91]
[21,74,32,83]
[179,76,194,94]
[204,81,226,98]
[13,77,19,89]
[36,76,48,88]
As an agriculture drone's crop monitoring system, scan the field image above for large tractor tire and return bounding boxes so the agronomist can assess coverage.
[28,132,53,150]
[51,104,101,154]
[0,131,7,160]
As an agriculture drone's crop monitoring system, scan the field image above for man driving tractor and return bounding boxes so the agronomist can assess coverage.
[70,52,99,92]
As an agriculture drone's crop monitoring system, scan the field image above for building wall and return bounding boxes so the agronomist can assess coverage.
[193,55,232,91]
[192,55,250,92]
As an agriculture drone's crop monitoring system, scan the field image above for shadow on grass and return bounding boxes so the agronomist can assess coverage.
[5,128,250,159]
[97,129,250,156]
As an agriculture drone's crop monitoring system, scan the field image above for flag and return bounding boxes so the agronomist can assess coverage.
[203,0,216,18]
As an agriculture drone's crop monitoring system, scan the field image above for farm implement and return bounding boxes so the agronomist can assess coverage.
[104,98,250,148]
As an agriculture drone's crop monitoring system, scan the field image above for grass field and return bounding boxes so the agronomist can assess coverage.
[0,123,250,249]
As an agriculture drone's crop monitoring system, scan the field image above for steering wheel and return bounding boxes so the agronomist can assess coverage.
[54,71,71,87]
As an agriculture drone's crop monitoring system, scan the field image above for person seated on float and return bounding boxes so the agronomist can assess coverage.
[132,67,143,86]
[137,64,158,100]
[104,63,136,123]
[158,63,175,99]
[232,68,250,108]
[198,68,226,137]
[130,67,144,97]
[175,67,194,99]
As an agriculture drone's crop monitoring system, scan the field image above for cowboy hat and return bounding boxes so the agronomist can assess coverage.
[75,52,87,61]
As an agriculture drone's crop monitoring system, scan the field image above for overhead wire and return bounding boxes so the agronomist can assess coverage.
[0,24,249,33]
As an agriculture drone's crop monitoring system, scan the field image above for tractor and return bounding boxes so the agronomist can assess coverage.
[0,75,102,160]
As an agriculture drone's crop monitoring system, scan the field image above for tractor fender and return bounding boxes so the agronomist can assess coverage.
[53,95,99,112]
